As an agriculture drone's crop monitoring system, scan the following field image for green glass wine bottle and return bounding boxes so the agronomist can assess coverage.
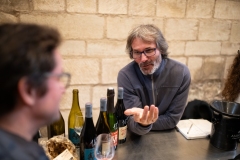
[68,89,83,149]
[107,87,118,150]
[47,111,65,139]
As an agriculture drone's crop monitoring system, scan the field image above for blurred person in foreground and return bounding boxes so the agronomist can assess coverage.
[0,23,70,159]
[117,24,191,135]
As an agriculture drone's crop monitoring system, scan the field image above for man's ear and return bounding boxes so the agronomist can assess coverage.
[18,77,36,106]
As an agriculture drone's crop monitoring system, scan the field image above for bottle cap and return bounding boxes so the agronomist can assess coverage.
[107,87,115,97]
[73,89,79,93]
[100,97,107,111]
[85,102,92,118]
[118,87,124,99]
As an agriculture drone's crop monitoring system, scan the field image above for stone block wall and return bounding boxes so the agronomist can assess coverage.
[0,0,240,127]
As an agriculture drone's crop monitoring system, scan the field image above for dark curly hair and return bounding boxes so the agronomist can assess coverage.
[222,50,240,101]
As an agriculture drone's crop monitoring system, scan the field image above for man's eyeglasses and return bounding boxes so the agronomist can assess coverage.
[131,48,157,59]
[44,72,71,88]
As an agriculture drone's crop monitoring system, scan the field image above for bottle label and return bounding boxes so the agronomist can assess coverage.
[84,148,96,160]
[119,125,127,140]
[113,122,118,131]
[53,149,74,160]
[110,130,118,147]
[68,128,80,146]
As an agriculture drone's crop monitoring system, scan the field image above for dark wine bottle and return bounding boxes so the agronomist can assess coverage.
[115,87,128,144]
[107,87,118,150]
[68,89,83,149]
[80,102,97,160]
[47,111,65,139]
[96,97,110,136]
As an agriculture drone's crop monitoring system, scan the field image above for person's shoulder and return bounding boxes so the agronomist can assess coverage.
[0,128,48,160]
[164,58,190,76]
[166,58,188,68]
[164,58,188,72]
[119,61,135,73]
[0,128,15,145]
[0,128,22,159]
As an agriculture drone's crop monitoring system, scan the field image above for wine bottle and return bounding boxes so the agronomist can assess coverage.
[107,87,118,150]
[80,102,97,160]
[68,89,83,149]
[115,87,128,144]
[47,111,65,139]
[96,97,110,136]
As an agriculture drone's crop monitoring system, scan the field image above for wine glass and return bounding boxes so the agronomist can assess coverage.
[74,112,84,136]
[94,133,115,160]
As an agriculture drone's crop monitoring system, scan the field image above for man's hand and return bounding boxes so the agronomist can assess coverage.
[124,105,159,126]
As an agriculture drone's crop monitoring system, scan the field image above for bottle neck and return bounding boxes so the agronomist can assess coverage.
[116,99,125,118]
[117,99,123,103]
[107,95,115,113]
[99,111,108,119]
[85,117,93,122]
[100,110,107,114]
[72,92,80,110]
[98,112,110,130]
[84,117,95,129]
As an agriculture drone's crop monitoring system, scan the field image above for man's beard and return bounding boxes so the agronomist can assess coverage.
[139,55,162,75]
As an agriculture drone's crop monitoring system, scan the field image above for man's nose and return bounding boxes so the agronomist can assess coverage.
[140,53,148,62]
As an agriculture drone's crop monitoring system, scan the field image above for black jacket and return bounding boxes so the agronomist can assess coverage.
[0,128,49,160]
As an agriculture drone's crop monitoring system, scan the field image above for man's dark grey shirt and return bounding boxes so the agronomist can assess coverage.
[117,58,191,135]
[0,128,49,160]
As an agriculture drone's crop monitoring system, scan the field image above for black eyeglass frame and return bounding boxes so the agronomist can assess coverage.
[130,48,157,59]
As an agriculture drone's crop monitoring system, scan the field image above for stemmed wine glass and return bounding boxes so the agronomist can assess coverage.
[94,133,115,160]
[74,112,84,136]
